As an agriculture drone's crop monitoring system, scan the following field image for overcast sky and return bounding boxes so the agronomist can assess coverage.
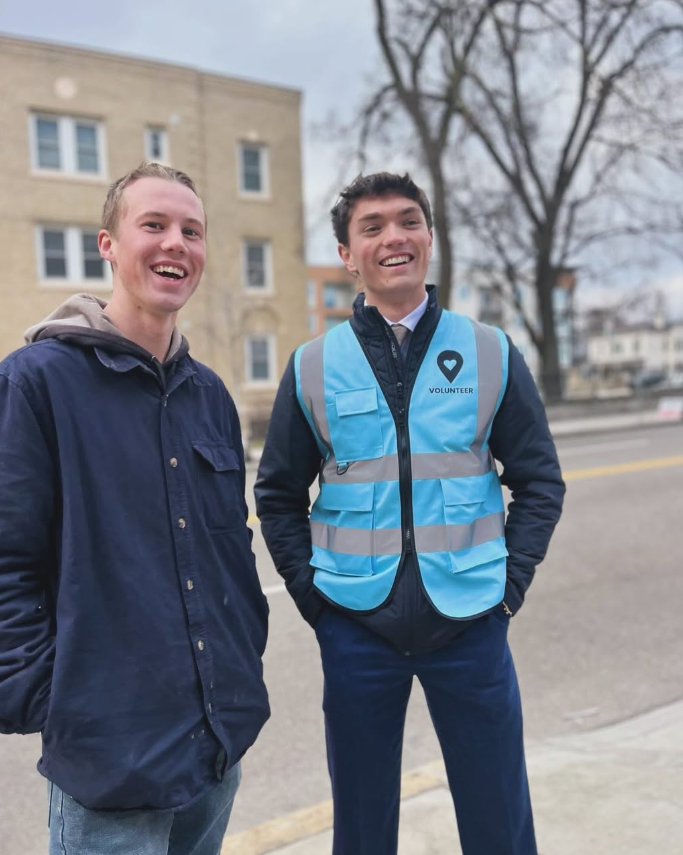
[1,0,382,263]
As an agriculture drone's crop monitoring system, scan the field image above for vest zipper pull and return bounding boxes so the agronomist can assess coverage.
[336,463,350,475]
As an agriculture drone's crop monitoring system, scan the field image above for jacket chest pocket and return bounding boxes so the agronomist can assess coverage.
[329,387,383,465]
[192,441,242,532]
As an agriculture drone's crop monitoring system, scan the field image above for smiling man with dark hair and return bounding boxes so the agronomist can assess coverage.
[256,171,565,855]
[0,163,269,855]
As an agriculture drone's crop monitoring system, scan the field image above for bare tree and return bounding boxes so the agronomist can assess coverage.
[350,0,683,399]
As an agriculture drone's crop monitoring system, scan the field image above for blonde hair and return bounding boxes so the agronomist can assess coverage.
[102,162,202,235]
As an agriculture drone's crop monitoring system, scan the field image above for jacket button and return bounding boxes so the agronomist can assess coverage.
[170,457,178,468]
[187,579,194,591]
[178,518,186,529]
[197,639,204,651]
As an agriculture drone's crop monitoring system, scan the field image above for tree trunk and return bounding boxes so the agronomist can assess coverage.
[536,260,563,401]
[428,154,453,309]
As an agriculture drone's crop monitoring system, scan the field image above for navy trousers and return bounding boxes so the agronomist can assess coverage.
[315,607,537,855]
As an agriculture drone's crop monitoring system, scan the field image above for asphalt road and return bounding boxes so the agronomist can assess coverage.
[1,421,682,852]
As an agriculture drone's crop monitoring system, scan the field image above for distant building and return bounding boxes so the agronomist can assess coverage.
[586,320,683,381]
[306,265,358,336]
[0,33,308,441]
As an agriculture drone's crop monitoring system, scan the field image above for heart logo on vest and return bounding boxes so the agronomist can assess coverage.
[437,350,464,384]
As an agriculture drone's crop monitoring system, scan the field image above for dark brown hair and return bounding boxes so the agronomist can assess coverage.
[331,172,432,245]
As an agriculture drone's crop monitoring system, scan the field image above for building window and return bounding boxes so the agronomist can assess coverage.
[306,279,317,308]
[308,314,318,335]
[239,143,268,195]
[75,123,99,173]
[35,118,61,169]
[145,127,168,162]
[31,113,104,176]
[243,240,272,291]
[37,225,108,287]
[81,231,104,279]
[322,280,355,309]
[245,335,275,382]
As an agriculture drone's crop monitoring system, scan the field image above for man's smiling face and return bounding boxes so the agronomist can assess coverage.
[338,193,432,309]
[98,176,206,318]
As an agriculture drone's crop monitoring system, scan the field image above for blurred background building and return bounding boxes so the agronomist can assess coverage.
[306,265,358,336]
[0,33,307,442]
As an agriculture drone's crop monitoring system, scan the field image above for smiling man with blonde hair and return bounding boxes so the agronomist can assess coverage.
[0,163,269,855]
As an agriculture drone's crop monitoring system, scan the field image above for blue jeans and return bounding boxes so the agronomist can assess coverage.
[316,608,536,855]
[47,762,241,855]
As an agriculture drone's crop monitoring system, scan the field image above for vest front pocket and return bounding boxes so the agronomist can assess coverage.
[438,475,506,563]
[440,475,490,527]
[192,441,242,532]
[310,482,375,576]
[449,537,508,575]
[329,387,383,465]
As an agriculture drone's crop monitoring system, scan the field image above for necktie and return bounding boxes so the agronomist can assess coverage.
[391,323,409,351]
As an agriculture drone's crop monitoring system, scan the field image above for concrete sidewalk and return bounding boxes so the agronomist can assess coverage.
[223,700,683,855]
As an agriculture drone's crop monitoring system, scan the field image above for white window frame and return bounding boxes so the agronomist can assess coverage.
[145,126,169,163]
[244,334,276,385]
[238,142,270,198]
[29,113,107,179]
[35,225,111,291]
[242,239,273,292]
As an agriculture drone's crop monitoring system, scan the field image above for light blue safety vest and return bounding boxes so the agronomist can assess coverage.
[294,310,509,618]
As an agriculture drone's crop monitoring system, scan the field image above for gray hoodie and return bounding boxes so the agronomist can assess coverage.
[24,293,187,364]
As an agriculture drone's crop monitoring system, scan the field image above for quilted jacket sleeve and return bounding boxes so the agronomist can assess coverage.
[489,341,566,614]
[254,355,325,627]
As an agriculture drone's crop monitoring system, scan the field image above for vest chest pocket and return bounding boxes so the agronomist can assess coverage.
[192,441,242,532]
[330,387,383,465]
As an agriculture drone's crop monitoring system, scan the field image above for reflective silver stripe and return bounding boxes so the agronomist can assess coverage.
[310,521,401,556]
[411,451,491,481]
[414,512,504,554]
[322,454,398,484]
[472,321,503,449]
[299,336,331,452]
[310,513,504,557]
[322,450,491,485]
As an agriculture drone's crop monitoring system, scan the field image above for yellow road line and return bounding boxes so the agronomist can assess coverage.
[564,454,683,481]
[221,761,446,855]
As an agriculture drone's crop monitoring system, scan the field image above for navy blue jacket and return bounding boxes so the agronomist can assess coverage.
[0,326,269,810]
[255,287,565,652]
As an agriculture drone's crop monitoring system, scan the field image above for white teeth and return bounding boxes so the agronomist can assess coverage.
[381,255,411,267]
[153,265,186,278]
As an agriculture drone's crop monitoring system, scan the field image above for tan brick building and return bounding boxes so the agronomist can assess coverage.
[0,34,308,441]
